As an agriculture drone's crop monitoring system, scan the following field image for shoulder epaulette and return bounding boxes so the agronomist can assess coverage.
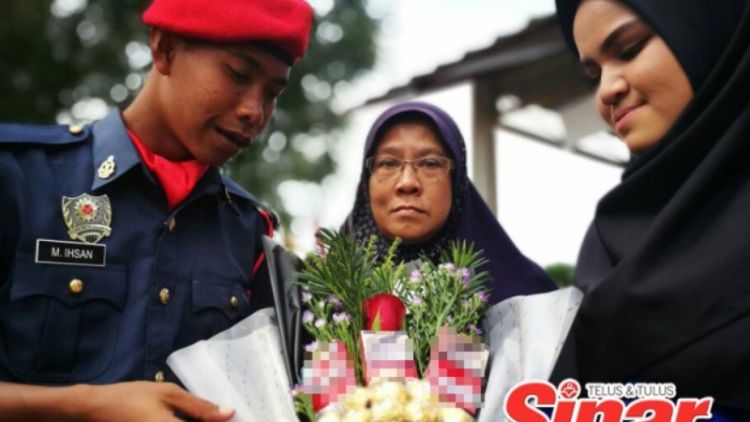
[0,123,91,145]
[223,177,280,230]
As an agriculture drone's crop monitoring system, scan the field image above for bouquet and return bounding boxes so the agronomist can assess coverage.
[295,229,490,421]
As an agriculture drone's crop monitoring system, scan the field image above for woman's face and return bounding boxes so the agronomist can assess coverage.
[573,0,693,153]
[368,121,453,245]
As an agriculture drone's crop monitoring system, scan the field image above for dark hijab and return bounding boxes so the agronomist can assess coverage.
[552,0,750,409]
[342,101,555,304]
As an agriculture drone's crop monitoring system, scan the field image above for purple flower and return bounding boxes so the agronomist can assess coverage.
[305,341,319,352]
[408,293,423,306]
[475,291,489,304]
[409,269,421,282]
[467,324,484,336]
[314,318,326,328]
[460,267,471,286]
[332,312,351,325]
[327,295,343,308]
[302,310,314,324]
[301,291,313,303]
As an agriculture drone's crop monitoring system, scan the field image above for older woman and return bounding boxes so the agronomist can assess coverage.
[342,101,555,304]
[551,0,750,413]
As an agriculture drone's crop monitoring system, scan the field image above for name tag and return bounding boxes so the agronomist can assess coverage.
[35,239,106,267]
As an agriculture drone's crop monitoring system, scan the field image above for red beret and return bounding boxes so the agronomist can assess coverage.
[142,0,313,63]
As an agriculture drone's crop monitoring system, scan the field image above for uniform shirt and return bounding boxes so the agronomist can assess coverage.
[0,110,274,385]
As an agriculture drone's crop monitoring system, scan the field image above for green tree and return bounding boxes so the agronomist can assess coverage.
[0,0,379,229]
[544,262,575,288]
[0,0,149,123]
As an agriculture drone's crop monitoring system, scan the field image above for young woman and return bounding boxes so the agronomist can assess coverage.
[342,101,556,304]
[551,0,750,413]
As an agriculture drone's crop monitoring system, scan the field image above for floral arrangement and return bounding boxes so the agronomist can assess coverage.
[315,381,472,422]
[295,229,490,421]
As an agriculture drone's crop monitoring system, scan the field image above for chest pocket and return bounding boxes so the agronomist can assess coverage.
[190,274,251,339]
[0,254,127,383]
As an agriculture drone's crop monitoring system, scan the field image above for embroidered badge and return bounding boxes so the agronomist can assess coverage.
[61,193,112,244]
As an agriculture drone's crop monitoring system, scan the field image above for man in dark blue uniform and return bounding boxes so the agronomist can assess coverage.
[0,0,312,419]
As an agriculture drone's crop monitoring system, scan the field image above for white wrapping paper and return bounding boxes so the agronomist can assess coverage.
[476,287,582,422]
[167,308,297,422]
[167,288,582,422]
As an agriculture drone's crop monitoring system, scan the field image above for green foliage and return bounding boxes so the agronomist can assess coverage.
[297,229,405,383]
[369,236,405,294]
[0,0,150,123]
[544,262,575,287]
[293,389,316,422]
[399,241,490,376]
[370,312,381,332]
[297,231,490,381]
[1,0,379,230]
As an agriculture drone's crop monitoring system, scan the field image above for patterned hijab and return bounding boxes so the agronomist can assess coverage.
[342,101,555,304]
[552,0,750,409]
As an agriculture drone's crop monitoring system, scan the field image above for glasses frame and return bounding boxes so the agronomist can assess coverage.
[365,155,455,180]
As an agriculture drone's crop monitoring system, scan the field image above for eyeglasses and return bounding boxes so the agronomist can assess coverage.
[365,155,454,180]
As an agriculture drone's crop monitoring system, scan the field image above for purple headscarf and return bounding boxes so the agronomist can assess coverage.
[342,101,555,304]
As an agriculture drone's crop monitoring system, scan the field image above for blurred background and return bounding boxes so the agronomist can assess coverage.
[1,0,630,286]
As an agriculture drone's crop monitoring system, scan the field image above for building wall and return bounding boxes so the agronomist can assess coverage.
[494,127,623,266]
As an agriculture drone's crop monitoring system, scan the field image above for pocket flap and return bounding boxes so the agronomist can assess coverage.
[10,254,127,309]
[192,275,250,319]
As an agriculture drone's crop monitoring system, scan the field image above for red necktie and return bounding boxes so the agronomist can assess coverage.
[127,128,209,211]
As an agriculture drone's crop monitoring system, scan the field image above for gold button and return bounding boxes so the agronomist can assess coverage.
[229,296,239,309]
[154,370,165,382]
[68,124,83,135]
[69,278,84,294]
[166,217,176,232]
[159,288,170,305]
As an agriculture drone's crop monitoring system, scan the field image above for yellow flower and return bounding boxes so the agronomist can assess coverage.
[342,408,372,422]
[405,380,435,406]
[371,381,410,405]
[404,401,436,422]
[436,407,472,422]
[318,409,343,422]
[370,399,406,421]
[343,386,373,410]
[323,380,472,422]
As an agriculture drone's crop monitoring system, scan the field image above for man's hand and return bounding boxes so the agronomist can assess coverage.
[0,381,235,422]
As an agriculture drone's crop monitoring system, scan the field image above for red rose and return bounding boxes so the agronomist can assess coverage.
[362,293,406,331]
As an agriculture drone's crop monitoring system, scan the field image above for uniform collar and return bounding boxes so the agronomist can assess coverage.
[89,109,256,207]
[90,110,143,191]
